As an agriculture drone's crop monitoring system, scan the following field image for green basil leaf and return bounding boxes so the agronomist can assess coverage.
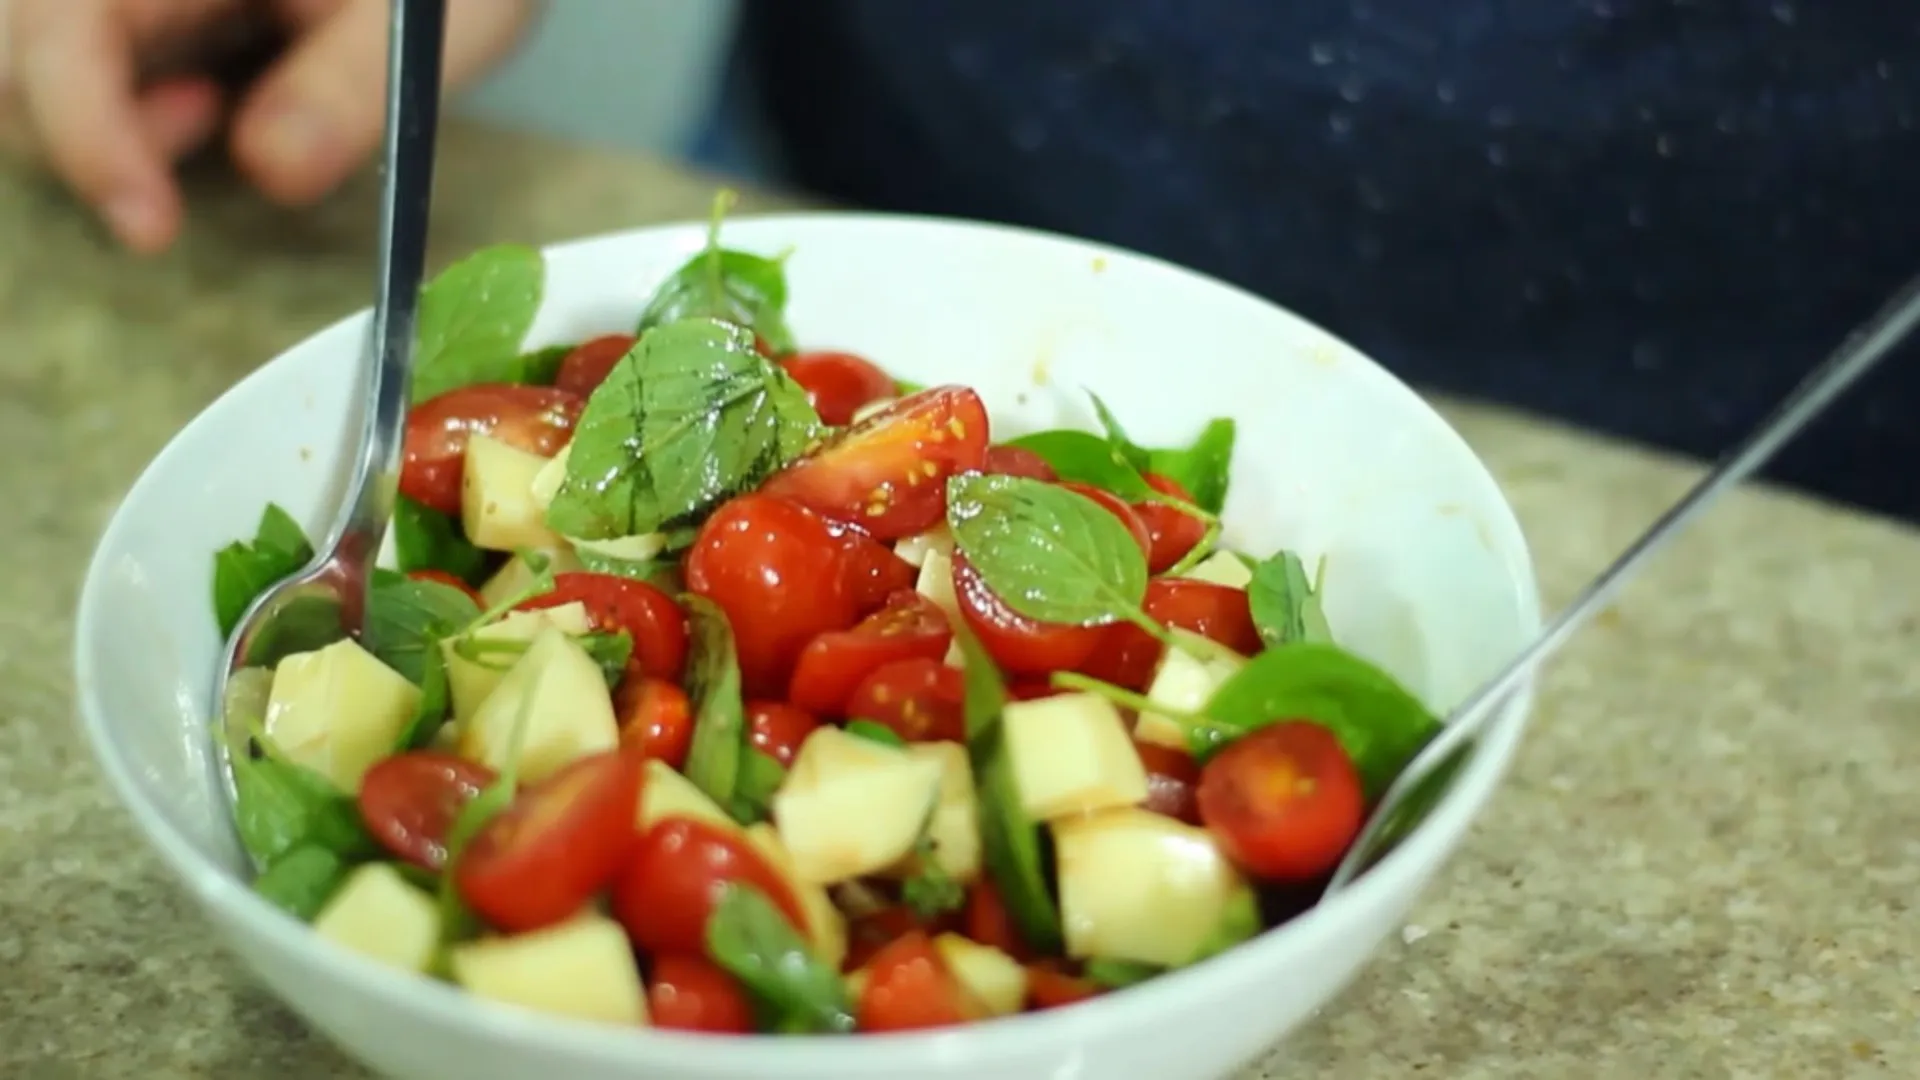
[229,750,375,867]
[577,630,635,688]
[573,548,683,591]
[637,192,795,353]
[411,244,546,403]
[1246,551,1333,648]
[899,835,966,920]
[1186,885,1261,964]
[211,503,313,638]
[237,594,348,670]
[730,748,788,825]
[1085,391,1153,474]
[704,884,855,1034]
[843,719,905,748]
[1082,957,1162,989]
[395,648,452,751]
[253,844,353,921]
[545,317,824,540]
[362,576,484,684]
[1198,642,1441,800]
[681,594,747,815]
[392,495,490,584]
[954,623,1063,953]
[945,473,1149,627]
[1001,429,1153,499]
[515,343,573,386]
[1146,418,1236,515]
[891,377,926,395]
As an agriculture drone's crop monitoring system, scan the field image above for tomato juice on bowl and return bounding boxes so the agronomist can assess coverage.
[73,200,1541,1080]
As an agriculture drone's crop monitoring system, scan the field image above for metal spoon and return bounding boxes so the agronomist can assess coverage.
[1325,269,1920,895]
[212,0,445,821]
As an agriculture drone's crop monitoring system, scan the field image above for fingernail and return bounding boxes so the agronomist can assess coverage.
[102,190,167,252]
[258,100,331,169]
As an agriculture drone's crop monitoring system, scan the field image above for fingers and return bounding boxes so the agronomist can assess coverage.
[233,0,534,207]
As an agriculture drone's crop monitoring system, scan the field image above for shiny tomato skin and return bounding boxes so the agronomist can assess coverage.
[1025,963,1102,1010]
[406,569,483,607]
[786,595,952,717]
[1006,681,1069,702]
[647,953,757,1034]
[1072,620,1162,692]
[455,750,644,933]
[1135,741,1202,825]
[1134,473,1211,573]
[746,700,821,767]
[982,445,1058,481]
[1197,721,1365,881]
[1060,482,1152,557]
[780,351,897,426]
[615,676,694,769]
[358,752,499,872]
[1145,578,1262,656]
[837,530,918,616]
[951,553,1104,676]
[962,881,1027,959]
[845,658,967,743]
[856,931,982,1032]
[844,905,940,972]
[760,385,990,541]
[612,817,807,956]
[684,495,864,697]
[553,333,638,397]
[401,384,583,515]
[516,572,689,682]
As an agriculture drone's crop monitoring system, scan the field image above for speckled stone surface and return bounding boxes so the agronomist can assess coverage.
[1,123,1914,1080]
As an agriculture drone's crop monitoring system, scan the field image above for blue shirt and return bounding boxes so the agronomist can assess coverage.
[731,0,1920,519]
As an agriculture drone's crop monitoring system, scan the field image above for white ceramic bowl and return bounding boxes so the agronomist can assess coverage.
[73,214,1541,1080]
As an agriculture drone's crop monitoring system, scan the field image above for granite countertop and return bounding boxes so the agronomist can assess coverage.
[2,123,1913,1079]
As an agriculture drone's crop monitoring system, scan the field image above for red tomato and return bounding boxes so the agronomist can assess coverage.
[856,931,983,1032]
[746,701,820,767]
[612,817,807,955]
[684,495,865,697]
[1133,474,1211,574]
[400,384,582,515]
[845,658,966,743]
[615,676,693,769]
[647,954,756,1034]
[844,905,936,972]
[982,445,1058,481]
[836,531,918,616]
[553,333,638,397]
[455,750,644,932]
[1197,722,1365,881]
[1135,741,1202,825]
[1060,482,1151,557]
[780,351,897,426]
[787,595,952,716]
[1144,578,1261,656]
[760,386,990,540]
[358,752,499,872]
[951,553,1104,676]
[962,881,1027,959]
[406,569,483,607]
[1006,681,1069,701]
[516,572,689,682]
[1072,621,1162,692]
[1025,963,1101,1010]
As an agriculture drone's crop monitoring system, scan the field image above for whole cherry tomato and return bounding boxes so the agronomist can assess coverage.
[455,750,643,932]
[746,701,821,767]
[787,594,952,717]
[1132,473,1211,573]
[856,931,982,1032]
[647,954,756,1033]
[612,817,807,955]
[358,752,499,872]
[1197,722,1364,881]
[1059,482,1151,557]
[760,386,990,540]
[779,351,897,426]
[401,384,582,515]
[1134,741,1202,825]
[684,495,865,697]
[406,569,483,607]
[951,553,1104,676]
[981,445,1058,482]
[615,676,693,769]
[845,658,966,743]
[516,572,689,681]
[553,333,638,397]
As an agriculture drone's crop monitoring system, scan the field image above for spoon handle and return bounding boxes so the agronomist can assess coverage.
[327,0,446,602]
[1327,267,1920,893]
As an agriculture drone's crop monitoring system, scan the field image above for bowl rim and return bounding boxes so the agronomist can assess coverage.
[72,209,1543,1068]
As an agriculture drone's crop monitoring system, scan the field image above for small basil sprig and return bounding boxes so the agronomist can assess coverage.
[225,713,377,869]
[680,595,749,817]
[1002,429,1154,500]
[1088,390,1236,515]
[253,845,354,920]
[1246,550,1333,647]
[211,503,313,638]
[362,576,485,684]
[637,189,797,354]
[705,884,854,1034]
[392,496,489,585]
[410,244,547,403]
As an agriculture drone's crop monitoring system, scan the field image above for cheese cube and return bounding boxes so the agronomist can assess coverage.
[1135,631,1246,752]
[441,603,593,723]
[743,823,849,970]
[932,933,1026,1017]
[636,758,736,833]
[881,742,980,883]
[264,638,422,791]
[771,727,943,885]
[451,913,649,1024]
[1053,808,1251,967]
[893,526,953,569]
[914,546,961,623]
[458,626,617,783]
[462,433,566,553]
[477,546,584,609]
[1003,692,1148,821]
[312,864,440,973]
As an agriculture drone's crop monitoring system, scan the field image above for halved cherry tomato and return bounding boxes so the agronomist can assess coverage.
[844,905,934,972]
[616,676,693,769]
[401,384,582,515]
[1133,473,1210,573]
[982,445,1058,482]
[846,658,966,743]
[612,817,807,955]
[647,954,756,1034]
[760,386,990,540]
[780,351,897,426]
[1060,482,1151,556]
[516,572,689,682]
[1135,741,1202,825]
[406,569,483,607]
[684,495,865,697]
[553,333,638,397]
[787,594,952,716]
[1197,721,1364,881]
[837,534,918,617]
[856,931,983,1032]
[358,752,499,872]
[952,553,1104,676]
[1144,578,1261,656]
[1025,962,1102,1010]
[746,701,820,767]
[1072,620,1161,692]
[455,750,643,932]
[962,881,1027,959]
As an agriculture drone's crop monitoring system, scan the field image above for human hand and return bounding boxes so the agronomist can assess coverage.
[0,0,534,254]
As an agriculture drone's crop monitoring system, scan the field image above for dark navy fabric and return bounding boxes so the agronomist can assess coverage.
[726,1,1920,521]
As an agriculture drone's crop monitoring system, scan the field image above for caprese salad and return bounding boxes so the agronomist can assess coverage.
[210,194,1442,1035]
